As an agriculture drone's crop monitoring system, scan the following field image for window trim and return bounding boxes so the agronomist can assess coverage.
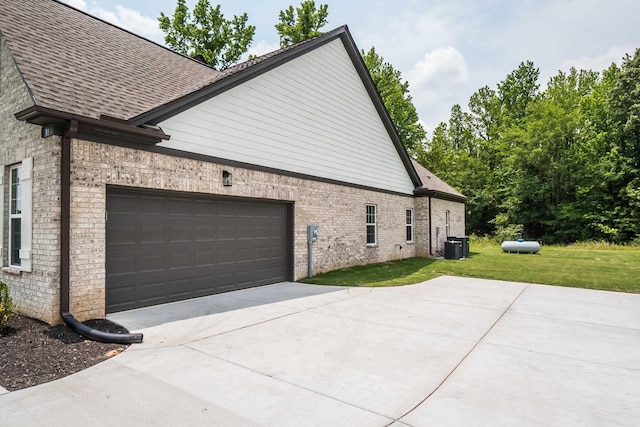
[9,164,22,268]
[406,208,414,243]
[366,204,377,246]
[3,159,33,272]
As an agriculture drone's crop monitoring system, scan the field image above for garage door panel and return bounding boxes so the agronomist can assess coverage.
[195,224,216,241]
[237,202,255,217]
[139,254,166,273]
[194,200,216,216]
[194,250,215,267]
[167,278,193,298]
[139,196,165,214]
[108,223,137,244]
[106,189,290,313]
[169,251,192,269]
[236,247,254,263]
[109,193,137,213]
[140,224,165,244]
[218,202,235,216]
[237,224,255,240]
[169,224,194,242]
[217,249,235,264]
[235,270,255,286]
[108,255,136,276]
[255,247,271,261]
[217,224,236,240]
[169,198,192,215]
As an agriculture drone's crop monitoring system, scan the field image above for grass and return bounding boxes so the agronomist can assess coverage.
[300,241,640,293]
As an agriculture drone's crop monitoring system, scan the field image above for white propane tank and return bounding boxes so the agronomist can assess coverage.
[501,239,541,254]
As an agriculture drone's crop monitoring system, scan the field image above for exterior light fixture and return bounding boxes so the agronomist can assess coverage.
[222,170,233,186]
[41,125,56,138]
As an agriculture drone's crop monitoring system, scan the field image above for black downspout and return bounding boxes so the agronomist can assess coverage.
[60,120,142,344]
[428,196,433,256]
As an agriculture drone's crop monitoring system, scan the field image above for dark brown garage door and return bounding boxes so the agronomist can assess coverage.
[106,187,292,313]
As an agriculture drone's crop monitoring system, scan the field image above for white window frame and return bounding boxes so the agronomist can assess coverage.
[2,159,33,271]
[9,164,22,267]
[406,209,414,243]
[366,204,377,246]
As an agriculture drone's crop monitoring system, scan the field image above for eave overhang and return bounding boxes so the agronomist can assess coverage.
[15,105,170,145]
[414,187,468,203]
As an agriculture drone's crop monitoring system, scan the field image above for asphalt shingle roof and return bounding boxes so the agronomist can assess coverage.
[412,159,466,200]
[0,0,427,190]
[0,0,223,121]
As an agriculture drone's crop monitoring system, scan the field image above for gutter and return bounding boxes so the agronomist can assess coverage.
[60,120,143,344]
[414,188,468,203]
[429,196,433,257]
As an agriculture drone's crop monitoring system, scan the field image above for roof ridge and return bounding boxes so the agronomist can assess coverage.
[224,25,349,74]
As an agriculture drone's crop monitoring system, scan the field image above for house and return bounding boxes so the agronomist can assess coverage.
[412,159,467,256]
[0,0,466,326]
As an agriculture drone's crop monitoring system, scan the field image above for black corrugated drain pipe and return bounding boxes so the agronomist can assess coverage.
[60,120,143,344]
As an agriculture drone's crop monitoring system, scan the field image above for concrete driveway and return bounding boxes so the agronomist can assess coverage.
[2,276,640,426]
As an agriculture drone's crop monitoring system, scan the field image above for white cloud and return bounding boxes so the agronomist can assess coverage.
[59,0,87,11]
[91,5,163,41]
[407,47,469,88]
[403,47,470,133]
[356,6,460,71]
[247,40,280,58]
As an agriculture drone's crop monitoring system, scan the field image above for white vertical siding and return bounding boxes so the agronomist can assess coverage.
[158,39,415,195]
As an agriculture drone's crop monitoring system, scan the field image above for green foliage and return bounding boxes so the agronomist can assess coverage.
[275,1,329,47]
[361,47,426,155]
[421,48,640,244]
[0,281,18,332]
[158,0,255,69]
[301,245,640,293]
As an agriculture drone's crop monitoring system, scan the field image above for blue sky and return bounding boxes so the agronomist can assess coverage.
[61,0,640,134]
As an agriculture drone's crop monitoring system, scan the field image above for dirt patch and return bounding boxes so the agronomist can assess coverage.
[0,314,130,391]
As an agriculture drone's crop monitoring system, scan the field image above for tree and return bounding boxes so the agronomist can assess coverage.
[497,61,540,127]
[361,47,426,155]
[607,49,640,241]
[158,0,255,70]
[610,48,640,167]
[275,1,329,47]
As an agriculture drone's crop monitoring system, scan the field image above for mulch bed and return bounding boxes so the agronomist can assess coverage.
[0,314,130,392]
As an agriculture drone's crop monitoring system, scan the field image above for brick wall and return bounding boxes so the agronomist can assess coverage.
[0,38,61,324]
[69,139,420,320]
[430,198,466,256]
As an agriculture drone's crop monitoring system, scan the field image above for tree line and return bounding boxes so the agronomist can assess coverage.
[418,52,640,244]
[157,1,639,244]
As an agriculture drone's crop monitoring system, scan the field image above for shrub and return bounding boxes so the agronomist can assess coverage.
[0,281,18,332]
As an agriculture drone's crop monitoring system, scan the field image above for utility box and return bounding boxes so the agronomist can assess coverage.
[307,225,319,243]
[444,240,461,260]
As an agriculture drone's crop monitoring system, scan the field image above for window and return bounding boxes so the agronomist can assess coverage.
[406,209,414,243]
[9,165,22,267]
[366,205,376,245]
[3,159,32,271]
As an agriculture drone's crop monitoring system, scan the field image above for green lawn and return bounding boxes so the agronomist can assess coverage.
[300,242,640,293]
